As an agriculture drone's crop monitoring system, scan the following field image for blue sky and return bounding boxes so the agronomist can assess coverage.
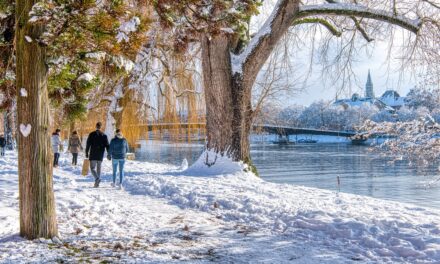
[291,43,417,105]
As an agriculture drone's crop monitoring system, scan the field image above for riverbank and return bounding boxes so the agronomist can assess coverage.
[136,141,440,209]
[1,151,440,263]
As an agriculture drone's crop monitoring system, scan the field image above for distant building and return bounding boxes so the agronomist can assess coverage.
[365,70,374,98]
[380,90,406,109]
[333,70,405,111]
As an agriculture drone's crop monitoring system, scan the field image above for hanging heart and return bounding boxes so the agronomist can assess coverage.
[20,124,32,137]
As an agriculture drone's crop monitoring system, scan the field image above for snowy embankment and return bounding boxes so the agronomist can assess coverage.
[1,151,440,263]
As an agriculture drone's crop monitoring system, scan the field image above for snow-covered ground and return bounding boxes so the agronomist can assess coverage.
[1,151,440,263]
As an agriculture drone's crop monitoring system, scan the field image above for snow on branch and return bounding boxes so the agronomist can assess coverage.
[359,116,440,167]
[297,3,421,34]
[292,18,342,37]
[233,1,423,77]
[422,0,440,10]
[232,0,287,75]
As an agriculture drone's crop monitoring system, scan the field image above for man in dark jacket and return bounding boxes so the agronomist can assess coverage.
[108,129,129,189]
[86,122,109,187]
[0,134,6,156]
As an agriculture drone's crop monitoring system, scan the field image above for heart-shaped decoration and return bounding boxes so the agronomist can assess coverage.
[20,88,28,97]
[20,124,32,137]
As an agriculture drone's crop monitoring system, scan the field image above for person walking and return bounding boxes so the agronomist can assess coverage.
[0,134,6,156]
[51,129,62,167]
[108,129,129,189]
[68,131,82,166]
[85,122,109,188]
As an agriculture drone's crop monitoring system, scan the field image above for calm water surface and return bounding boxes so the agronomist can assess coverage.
[135,140,440,209]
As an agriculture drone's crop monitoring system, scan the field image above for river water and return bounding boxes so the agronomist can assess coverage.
[135,140,440,209]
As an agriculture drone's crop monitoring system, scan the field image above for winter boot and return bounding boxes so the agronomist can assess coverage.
[94,179,101,188]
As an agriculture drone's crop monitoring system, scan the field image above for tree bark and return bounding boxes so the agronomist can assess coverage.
[230,74,253,163]
[201,34,254,164]
[201,34,234,156]
[16,0,58,239]
[104,80,127,140]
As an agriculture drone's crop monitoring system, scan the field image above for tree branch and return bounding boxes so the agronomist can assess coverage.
[350,16,374,42]
[237,1,422,92]
[297,4,421,34]
[292,18,342,37]
[422,0,440,9]
[237,0,300,86]
[323,0,374,42]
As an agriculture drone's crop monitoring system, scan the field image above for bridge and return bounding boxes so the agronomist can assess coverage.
[255,125,356,137]
[138,123,356,138]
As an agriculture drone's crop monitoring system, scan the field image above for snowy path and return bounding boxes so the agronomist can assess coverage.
[1,153,238,263]
[1,151,440,263]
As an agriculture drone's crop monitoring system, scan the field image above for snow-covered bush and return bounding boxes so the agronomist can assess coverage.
[360,117,440,167]
[261,96,440,132]
[405,87,440,111]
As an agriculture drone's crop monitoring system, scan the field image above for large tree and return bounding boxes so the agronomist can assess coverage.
[155,0,440,167]
[12,0,150,239]
[15,0,58,239]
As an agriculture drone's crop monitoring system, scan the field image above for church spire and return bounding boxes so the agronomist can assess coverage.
[365,70,374,98]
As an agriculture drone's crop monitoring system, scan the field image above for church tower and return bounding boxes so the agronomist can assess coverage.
[365,70,374,98]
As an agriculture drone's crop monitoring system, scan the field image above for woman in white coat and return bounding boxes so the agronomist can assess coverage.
[51,129,62,167]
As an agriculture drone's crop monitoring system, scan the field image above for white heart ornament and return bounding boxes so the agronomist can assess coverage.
[20,124,32,137]
[20,88,28,97]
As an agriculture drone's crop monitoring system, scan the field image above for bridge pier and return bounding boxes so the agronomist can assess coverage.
[276,134,289,144]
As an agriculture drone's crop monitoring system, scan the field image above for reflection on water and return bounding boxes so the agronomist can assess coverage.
[135,140,440,209]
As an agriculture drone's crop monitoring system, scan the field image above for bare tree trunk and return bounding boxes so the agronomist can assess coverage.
[201,34,254,167]
[230,75,253,164]
[15,0,58,239]
[105,79,129,139]
[201,34,234,155]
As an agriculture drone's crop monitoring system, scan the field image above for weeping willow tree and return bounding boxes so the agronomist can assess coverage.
[99,34,205,147]
[150,50,205,142]
[112,88,148,147]
[174,56,205,143]
[85,61,203,147]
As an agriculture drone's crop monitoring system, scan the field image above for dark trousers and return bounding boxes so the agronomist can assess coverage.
[53,153,60,167]
[72,153,78,165]
[0,147,5,156]
[90,160,102,182]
